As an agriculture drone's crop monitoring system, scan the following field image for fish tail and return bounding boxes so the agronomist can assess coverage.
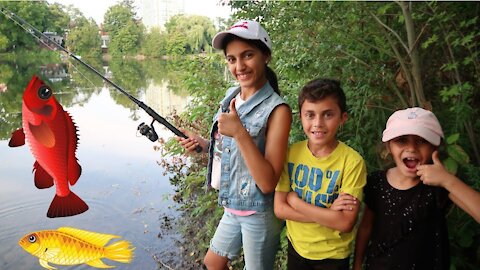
[47,192,89,218]
[104,240,134,264]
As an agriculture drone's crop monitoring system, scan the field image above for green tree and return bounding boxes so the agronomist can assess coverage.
[165,14,217,54]
[103,0,136,36]
[0,1,66,52]
[47,2,70,34]
[103,0,144,56]
[141,27,167,58]
[164,31,187,56]
[66,18,101,58]
[109,20,143,56]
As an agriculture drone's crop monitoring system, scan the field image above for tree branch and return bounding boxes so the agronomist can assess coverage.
[370,11,409,54]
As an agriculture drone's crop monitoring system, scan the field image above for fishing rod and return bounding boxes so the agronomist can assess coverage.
[0,6,202,152]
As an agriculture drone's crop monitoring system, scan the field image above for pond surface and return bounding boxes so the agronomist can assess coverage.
[0,59,189,269]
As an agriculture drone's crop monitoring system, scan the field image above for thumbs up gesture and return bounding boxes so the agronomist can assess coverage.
[416,150,451,187]
[218,98,243,138]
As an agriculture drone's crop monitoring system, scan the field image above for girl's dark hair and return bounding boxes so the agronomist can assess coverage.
[298,78,347,113]
[221,34,280,94]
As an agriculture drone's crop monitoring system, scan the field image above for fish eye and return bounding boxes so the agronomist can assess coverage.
[38,86,52,100]
[28,235,36,243]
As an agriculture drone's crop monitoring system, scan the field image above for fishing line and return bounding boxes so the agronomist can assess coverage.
[8,18,98,90]
[2,9,97,92]
[64,60,99,90]
[0,6,202,152]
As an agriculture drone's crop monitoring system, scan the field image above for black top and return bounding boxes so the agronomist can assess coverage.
[364,170,451,270]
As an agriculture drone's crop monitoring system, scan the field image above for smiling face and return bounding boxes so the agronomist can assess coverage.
[387,135,436,179]
[225,38,270,92]
[300,97,347,156]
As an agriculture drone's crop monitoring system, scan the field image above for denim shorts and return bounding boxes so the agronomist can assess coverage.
[210,208,283,270]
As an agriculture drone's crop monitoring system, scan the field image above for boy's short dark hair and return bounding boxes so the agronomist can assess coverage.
[298,78,347,113]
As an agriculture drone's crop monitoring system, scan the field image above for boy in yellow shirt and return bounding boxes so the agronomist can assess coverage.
[275,78,366,270]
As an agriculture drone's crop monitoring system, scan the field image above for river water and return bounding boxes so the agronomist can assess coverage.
[0,60,189,269]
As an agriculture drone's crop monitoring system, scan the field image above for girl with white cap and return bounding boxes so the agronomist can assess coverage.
[353,107,480,270]
[177,20,292,269]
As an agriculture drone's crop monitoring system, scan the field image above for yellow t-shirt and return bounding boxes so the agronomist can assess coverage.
[276,140,367,260]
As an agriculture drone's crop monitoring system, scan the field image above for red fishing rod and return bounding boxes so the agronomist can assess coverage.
[0,6,202,152]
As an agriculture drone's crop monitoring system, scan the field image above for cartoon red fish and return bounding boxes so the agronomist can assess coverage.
[9,75,88,218]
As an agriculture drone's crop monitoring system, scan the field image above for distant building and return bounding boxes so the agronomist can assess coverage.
[40,31,64,48]
[99,27,110,53]
[136,0,185,30]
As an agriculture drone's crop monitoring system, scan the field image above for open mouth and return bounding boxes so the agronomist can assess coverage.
[403,157,419,169]
[311,131,327,137]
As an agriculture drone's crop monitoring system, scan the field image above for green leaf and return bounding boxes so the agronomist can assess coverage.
[442,157,458,175]
[377,3,393,15]
[462,55,474,65]
[446,133,460,144]
[461,33,475,46]
[446,144,470,164]
[440,62,459,72]
[422,34,438,49]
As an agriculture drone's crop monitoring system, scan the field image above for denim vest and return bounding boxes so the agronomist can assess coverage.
[206,82,287,212]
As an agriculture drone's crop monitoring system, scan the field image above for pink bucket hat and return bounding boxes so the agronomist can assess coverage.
[382,107,444,146]
[212,20,272,51]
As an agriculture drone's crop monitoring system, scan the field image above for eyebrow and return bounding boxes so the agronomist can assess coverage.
[302,108,336,113]
[226,49,256,58]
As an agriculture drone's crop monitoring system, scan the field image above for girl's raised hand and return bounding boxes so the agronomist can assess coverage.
[218,98,243,138]
[416,150,450,187]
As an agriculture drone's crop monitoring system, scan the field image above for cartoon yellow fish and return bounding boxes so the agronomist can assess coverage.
[18,227,134,269]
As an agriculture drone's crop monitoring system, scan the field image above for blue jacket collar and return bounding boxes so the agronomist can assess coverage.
[219,82,274,116]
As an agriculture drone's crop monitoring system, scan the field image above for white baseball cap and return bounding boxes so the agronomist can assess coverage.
[212,20,272,51]
[382,107,444,146]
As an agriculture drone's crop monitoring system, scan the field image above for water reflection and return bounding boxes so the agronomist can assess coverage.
[146,79,190,116]
[39,63,69,82]
[0,58,189,269]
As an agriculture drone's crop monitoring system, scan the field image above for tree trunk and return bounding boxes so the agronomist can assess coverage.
[398,1,427,108]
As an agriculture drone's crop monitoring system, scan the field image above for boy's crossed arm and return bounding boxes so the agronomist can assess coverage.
[274,191,359,233]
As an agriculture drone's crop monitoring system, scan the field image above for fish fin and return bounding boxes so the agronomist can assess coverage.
[85,258,114,268]
[8,128,25,147]
[57,227,120,247]
[68,163,81,186]
[29,121,55,148]
[39,258,57,269]
[33,161,54,189]
[44,247,61,260]
[65,111,82,185]
[47,192,88,218]
[105,240,135,263]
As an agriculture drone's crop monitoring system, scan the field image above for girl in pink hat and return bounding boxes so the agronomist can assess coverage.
[352,107,480,270]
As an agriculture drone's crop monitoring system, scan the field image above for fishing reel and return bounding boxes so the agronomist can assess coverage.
[137,120,158,142]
